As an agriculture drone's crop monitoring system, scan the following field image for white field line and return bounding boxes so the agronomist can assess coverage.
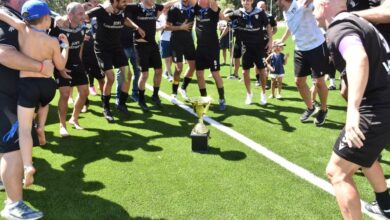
[145,84,385,220]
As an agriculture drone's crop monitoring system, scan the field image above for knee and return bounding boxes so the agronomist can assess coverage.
[79,88,89,98]
[60,90,71,100]
[295,78,305,88]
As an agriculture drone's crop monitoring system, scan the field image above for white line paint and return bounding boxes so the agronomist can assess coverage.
[146,84,386,220]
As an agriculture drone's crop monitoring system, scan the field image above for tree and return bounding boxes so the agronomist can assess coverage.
[47,0,83,14]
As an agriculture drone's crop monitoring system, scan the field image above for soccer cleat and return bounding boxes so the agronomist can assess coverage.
[89,86,97,96]
[171,94,177,104]
[115,104,131,117]
[103,109,114,123]
[178,88,189,101]
[300,107,317,122]
[138,101,150,113]
[163,71,169,79]
[67,97,74,105]
[1,201,43,220]
[245,93,253,105]
[269,94,275,99]
[151,95,163,108]
[365,201,390,219]
[59,126,70,138]
[219,99,226,111]
[81,105,88,113]
[314,109,328,126]
[255,81,260,87]
[328,85,337,90]
[276,94,283,99]
[260,93,267,106]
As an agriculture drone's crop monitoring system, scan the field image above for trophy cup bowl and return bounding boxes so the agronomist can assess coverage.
[188,96,212,152]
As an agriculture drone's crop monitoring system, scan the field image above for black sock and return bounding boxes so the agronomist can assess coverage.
[138,90,145,103]
[255,74,260,83]
[172,83,179,95]
[376,190,390,217]
[218,87,225,100]
[119,91,128,105]
[181,77,192,90]
[153,87,160,97]
[85,98,90,107]
[101,94,104,102]
[200,88,207,97]
[103,95,111,110]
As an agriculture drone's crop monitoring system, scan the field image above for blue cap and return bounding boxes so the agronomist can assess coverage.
[21,0,51,21]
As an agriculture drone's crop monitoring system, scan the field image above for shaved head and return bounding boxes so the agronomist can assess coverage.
[257,1,266,10]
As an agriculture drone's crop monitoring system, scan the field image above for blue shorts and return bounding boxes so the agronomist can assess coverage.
[159,40,172,58]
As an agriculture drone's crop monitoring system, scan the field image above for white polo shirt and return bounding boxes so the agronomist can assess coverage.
[283,0,325,51]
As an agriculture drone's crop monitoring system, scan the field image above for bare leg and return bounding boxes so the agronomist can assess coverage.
[17,106,36,187]
[295,76,314,109]
[326,152,362,220]
[154,68,163,88]
[103,69,115,96]
[311,84,317,104]
[70,85,89,129]
[362,161,388,193]
[185,60,196,78]
[314,77,329,111]
[271,78,276,97]
[36,105,49,145]
[234,58,240,77]
[211,71,224,89]
[58,86,71,129]
[196,70,206,90]
[277,77,283,95]
[243,69,251,94]
[1,151,23,203]
[119,66,132,93]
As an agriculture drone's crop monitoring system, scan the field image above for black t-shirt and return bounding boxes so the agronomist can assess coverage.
[82,23,98,64]
[125,3,164,43]
[167,3,195,42]
[87,5,127,48]
[346,0,390,44]
[230,8,269,46]
[0,5,21,98]
[327,13,390,107]
[49,25,86,65]
[264,12,276,42]
[120,26,134,48]
[194,4,220,47]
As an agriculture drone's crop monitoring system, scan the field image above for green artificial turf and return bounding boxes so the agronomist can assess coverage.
[0,27,380,219]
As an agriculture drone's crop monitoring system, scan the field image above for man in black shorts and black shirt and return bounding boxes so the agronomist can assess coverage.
[188,0,226,110]
[125,0,176,112]
[225,0,273,106]
[86,0,133,122]
[313,0,390,218]
[166,0,196,102]
[0,0,55,218]
[50,2,90,136]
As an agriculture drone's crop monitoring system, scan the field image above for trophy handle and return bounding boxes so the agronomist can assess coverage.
[204,100,211,116]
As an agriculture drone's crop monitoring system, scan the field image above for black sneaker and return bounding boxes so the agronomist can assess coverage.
[328,85,337,90]
[115,104,131,116]
[365,201,390,219]
[103,109,114,123]
[138,101,150,113]
[314,109,328,126]
[151,95,163,108]
[300,107,316,122]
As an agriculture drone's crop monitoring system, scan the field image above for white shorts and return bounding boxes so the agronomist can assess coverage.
[270,73,284,79]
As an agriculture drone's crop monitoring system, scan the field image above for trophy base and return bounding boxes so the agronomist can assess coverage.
[190,131,210,152]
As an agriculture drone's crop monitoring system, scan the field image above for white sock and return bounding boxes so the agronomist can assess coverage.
[330,78,336,86]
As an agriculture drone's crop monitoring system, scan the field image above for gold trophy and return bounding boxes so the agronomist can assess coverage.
[189,96,212,152]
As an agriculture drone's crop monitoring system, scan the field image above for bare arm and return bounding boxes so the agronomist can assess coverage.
[283,53,289,65]
[124,18,146,38]
[266,24,273,53]
[0,11,25,32]
[165,21,193,31]
[219,26,229,39]
[52,35,69,70]
[280,28,290,43]
[343,45,369,148]
[354,0,390,24]
[0,44,53,75]
[272,26,278,35]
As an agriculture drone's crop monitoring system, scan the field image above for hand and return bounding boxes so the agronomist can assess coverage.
[137,27,146,38]
[59,68,72,79]
[102,1,114,13]
[58,33,69,45]
[180,20,193,31]
[54,15,67,27]
[84,34,91,41]
[345,109,365,148]
[41,60,54,77]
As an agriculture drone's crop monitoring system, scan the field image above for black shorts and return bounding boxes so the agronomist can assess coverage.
[18,77,56,108]
[195,46,220,72]
[0,94,39,153]
[134,42,162,72]
[170,39,196,63]
[219,35,229,49]
[242,44,267,70]
[54,63,89,87]
[294,42,331,79]
[333,107,390,168]
[94,46,128,72]
[233,40,242,59]
[84,61,105,80]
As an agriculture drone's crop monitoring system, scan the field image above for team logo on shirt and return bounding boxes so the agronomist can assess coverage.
[339,136,347,150]
[255,15,258,19]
